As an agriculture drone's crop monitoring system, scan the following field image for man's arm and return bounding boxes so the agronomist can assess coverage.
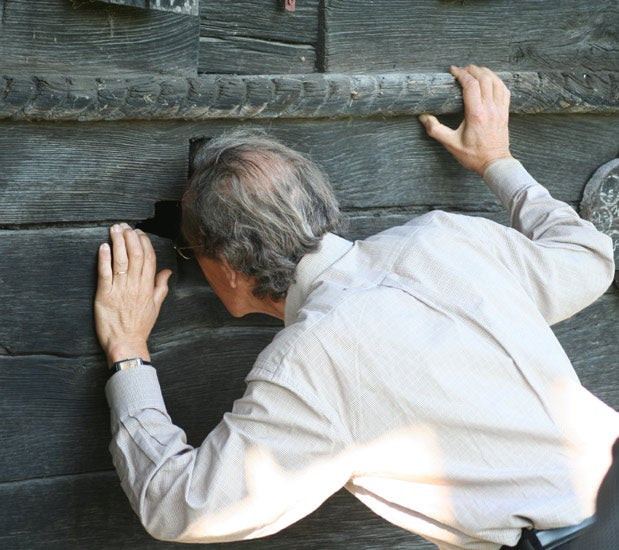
[106,366,350,542]
[419,65,614,325]
[95,224,350,542]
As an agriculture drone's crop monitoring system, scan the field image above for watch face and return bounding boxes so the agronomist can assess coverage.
[113,358,149,372]
[118,359,141,370]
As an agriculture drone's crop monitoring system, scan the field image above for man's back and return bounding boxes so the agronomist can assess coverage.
[249,165,616,547]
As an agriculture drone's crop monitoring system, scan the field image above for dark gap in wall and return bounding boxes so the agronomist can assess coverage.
[136,201,181,242]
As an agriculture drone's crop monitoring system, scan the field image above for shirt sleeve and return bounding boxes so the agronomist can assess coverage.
[105,364,351,543]
[483,158,615,325]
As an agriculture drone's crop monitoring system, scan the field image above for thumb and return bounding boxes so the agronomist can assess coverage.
[418,114,456,147]
[153,269,173,307]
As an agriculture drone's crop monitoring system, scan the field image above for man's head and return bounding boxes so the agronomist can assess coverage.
[181,130,341,314]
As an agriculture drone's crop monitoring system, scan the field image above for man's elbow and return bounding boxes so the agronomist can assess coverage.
[140,503,244,544]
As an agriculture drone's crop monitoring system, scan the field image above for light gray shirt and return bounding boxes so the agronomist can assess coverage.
[106,159,618,549]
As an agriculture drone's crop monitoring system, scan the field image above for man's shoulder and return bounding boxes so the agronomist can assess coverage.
[248,282,374,383]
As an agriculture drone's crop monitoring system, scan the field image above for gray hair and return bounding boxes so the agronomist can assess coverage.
[181,130,342,301]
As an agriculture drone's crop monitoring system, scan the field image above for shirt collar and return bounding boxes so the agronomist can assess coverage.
[284,233,353,326]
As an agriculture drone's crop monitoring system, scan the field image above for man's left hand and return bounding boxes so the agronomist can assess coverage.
[94,223,172,368]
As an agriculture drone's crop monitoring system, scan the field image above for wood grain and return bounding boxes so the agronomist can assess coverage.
[2,115,616,225]
[0,122,189,224]
[0,0,199,76]
[198,0,318,74]
[259,114,618,209]
[0,327,279,482]
[0,473,431,549]
[323,0,618,73]
[1,71,616,122]
[199,37,315,75]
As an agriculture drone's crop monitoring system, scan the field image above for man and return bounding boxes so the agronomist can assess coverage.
[94,66,618,549]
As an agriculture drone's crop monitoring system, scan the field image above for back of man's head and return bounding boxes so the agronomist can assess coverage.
[182,130,342,301]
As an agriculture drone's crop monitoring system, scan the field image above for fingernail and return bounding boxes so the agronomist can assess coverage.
[121,222,131,230]
[111,224,121,233]
[100,243,110,252]
[135,228,144,235]
[418,114,429,124]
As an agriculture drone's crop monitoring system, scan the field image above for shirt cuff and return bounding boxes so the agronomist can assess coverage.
[105,364,167,418]
[483,158,539,208]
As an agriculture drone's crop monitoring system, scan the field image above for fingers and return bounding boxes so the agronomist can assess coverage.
[460,65,495,103]
[451,65,483,117]
[136,229,157,284]
[110,224,129,277]
[97,243,113,293]
[124,226,144,281]
[154,269,172,308]
[108,224,155,284]
[418,114,457,148]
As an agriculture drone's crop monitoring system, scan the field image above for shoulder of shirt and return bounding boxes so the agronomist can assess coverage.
[247,284,358,383]
[247,210,507,385]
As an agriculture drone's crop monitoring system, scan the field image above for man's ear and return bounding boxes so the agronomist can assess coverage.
[219,259,239,289]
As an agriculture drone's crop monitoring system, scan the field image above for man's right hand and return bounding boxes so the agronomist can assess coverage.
[419,65,513,176]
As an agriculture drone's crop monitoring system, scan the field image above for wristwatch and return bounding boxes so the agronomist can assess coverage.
[110,357,152,375]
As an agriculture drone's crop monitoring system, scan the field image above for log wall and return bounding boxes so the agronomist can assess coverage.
[0,0,616,548]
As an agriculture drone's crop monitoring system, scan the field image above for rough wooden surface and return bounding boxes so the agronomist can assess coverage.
[199,37,315,75]
[200,0,317,45]
[0,71,616,122]
[0,327,279,482]
[2,115,617,225]
[0,229,175,355]
[0,474,431,550]
[0,122,188,224]
[199,0,318,74]
[0,0,199,76]
[323,0,618,73]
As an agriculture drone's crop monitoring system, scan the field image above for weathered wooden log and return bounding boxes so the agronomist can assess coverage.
[0,291,616,482]
[0,121,189,224]
[0,71,616,122]
[323,0,617,74]
[199,38,315,75]
[2,115,617,225]
[0,327,279,481]
[199,0,318,74]
[0,0,199,77]
[0,473,431,549]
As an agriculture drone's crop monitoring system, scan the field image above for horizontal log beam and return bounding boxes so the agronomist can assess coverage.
[0,71,616,121]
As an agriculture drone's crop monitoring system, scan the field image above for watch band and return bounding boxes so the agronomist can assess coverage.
[111,357,152,375]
